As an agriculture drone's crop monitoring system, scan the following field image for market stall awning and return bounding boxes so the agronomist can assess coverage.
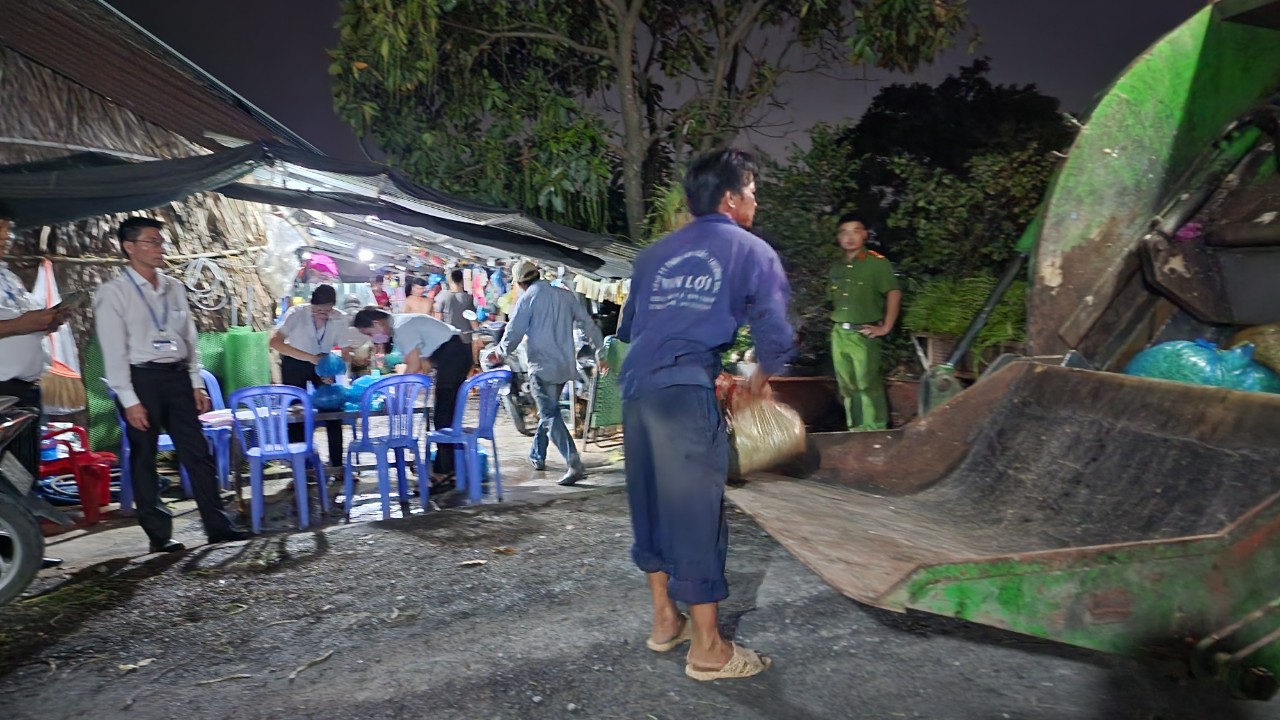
[218,183,604,271]
[0,141,632,276]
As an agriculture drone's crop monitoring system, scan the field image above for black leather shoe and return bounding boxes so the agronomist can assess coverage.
[149,540,186,553]
[41,557,64,569]
[208,530,250,544]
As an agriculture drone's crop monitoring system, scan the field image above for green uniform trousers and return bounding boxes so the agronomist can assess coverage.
[831,325,887,431]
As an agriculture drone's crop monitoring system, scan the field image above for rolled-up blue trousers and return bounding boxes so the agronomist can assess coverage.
[624,384,729,605]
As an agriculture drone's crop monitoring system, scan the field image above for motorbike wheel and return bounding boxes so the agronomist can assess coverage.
[0,493,44,606]
[503,395,537,437]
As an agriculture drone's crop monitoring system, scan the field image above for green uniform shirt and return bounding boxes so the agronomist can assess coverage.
[827,251,900,325]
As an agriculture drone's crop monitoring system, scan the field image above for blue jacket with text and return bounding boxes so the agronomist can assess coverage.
[616,213,794,399]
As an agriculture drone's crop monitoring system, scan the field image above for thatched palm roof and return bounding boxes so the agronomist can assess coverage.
[0,0,312,152]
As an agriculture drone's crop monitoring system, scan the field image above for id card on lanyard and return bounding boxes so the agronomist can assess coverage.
[313,315,329,354]
[131,278,178,353]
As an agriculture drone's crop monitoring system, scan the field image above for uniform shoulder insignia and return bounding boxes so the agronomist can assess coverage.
[868,250,887,259]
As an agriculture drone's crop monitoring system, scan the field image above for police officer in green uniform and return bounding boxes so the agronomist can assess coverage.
[828,214,902,430]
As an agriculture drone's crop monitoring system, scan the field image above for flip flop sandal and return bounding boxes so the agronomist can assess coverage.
[685,643,772,682]
[646,613,693,652]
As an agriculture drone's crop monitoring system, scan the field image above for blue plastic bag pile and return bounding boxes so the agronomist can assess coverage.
[1124,339,1280,393]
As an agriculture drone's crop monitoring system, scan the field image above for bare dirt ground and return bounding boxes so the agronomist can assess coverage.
[1,485,1276,720]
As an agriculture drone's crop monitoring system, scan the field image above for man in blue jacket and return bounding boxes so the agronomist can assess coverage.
[615,148,794,681]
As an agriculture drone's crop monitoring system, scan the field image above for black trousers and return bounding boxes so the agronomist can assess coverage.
[280,356,345,466]
[121,366,234,543]
[0,379,40,485]
[431,337,473,476]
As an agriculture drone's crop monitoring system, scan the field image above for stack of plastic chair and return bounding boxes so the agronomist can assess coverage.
[344,374,432,520]
[200,370,234,491]
[102,378,193,512]
[427,369,511,503]
[228,385,330,533]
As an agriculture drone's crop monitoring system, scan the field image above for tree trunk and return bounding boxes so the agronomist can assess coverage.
[615,17,648,243]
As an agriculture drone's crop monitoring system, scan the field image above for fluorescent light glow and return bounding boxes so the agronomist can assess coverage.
[358,248,374,262]
[315,236,354,250]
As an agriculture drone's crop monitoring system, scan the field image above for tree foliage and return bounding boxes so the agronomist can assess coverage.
[758,61,1074,373]
[330,0,974,241]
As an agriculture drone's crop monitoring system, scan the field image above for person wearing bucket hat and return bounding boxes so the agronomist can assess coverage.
[497,259,603,486]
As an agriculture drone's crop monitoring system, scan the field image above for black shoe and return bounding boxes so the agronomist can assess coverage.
[149,540,186,554]
[41,557,64,569]
[208,529,250,544]
[558,467,587,486]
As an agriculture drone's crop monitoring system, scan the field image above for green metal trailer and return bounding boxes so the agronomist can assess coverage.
[730,0,1280,700]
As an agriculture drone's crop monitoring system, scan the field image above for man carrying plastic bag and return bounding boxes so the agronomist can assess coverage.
[610,149,795,682]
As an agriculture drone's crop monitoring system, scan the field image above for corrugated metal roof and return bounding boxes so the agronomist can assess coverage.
[0,0,635,277]
[0,0,307,151]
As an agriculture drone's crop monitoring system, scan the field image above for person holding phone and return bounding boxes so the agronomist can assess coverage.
[0,221,73,568]
[95,217,247,552]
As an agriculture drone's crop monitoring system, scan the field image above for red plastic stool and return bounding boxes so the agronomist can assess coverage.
[41,426,117,525]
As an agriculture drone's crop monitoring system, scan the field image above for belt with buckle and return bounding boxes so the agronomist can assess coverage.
[838,322,868,331]
[132,361,188,372]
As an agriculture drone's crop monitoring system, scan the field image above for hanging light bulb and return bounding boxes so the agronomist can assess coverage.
[357,248,374,262]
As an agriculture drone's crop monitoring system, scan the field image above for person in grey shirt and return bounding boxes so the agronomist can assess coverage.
[434,269,479,343]
[497,260,604,485]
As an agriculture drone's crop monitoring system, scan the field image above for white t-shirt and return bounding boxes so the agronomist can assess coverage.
[392,314,458,359]
[277,304,355,355]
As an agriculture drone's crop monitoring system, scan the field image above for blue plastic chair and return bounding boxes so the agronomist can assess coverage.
[103,379,193,512]
[228,385,330,533]
[427,369,512,503]
[344,374,432,520]
[200,370,234,492]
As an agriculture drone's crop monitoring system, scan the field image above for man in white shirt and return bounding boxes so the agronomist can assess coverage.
[95,217,247,552]
[351,308,472,486]
[0,221,71,567]
[269,284,354,467]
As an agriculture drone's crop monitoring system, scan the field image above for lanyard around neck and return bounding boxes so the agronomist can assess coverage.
[312,314,329,350]
[129,276,169,332]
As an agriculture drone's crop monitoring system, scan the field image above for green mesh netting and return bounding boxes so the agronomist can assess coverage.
[196,332,227,398]
[588,336,628,430]
[222,327,271,395]
[83,338,119,452]
[84,331,251,451]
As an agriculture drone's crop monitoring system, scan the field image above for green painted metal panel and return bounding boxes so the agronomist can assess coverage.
[588,335,628,430]
[881,497,1280,693]
[1027,5,1280,353]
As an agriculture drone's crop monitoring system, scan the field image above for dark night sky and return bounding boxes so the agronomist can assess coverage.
[108,0,1207,161]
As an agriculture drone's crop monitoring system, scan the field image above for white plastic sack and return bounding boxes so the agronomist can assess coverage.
[34,259,79,373]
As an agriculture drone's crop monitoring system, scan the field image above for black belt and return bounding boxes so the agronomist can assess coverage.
[132,362,188,372]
